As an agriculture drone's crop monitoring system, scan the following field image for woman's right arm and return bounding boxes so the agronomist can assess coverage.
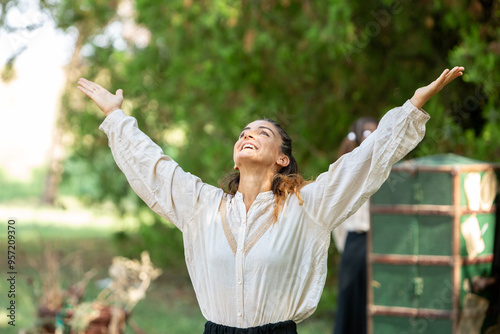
[100,110,218,231]
[78,79,219,231]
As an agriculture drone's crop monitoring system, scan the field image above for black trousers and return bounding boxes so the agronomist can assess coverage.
[204,320,297,334]
[333,231,367,334]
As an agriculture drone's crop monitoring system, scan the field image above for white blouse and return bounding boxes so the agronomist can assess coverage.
[99,100,429,328]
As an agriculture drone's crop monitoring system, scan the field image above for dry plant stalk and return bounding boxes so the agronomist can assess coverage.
[70,251,162,333]
[39,247,64,313]
[68,302,100,332]
[31,247,96,313]
[30,247,96,334]
[95,251,162,311]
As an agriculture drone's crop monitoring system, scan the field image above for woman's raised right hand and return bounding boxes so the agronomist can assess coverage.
[78,78,124,116]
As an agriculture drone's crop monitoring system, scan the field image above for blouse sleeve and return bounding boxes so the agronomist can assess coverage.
[300,100,430,232]
[99,109,219,232]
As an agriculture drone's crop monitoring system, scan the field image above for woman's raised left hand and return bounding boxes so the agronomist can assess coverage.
[410,66,465,109]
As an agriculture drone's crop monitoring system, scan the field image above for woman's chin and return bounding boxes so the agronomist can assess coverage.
[235,156,265,168]
[235,151,258,162]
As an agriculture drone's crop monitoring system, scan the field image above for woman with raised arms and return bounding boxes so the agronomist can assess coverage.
[78,66,464,334]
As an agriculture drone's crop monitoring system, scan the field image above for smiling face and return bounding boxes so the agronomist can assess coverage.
[233,120,289,172]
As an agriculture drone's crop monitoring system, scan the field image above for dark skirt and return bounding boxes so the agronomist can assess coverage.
[204,320,297,334]
[333,231,367,334]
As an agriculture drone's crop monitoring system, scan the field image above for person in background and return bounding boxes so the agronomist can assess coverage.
[332,117,378,334]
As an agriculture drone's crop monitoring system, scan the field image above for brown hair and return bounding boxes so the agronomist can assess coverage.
[337,117,379,158]
[219,119,309,223]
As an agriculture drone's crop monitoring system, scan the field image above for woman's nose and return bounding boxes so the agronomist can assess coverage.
[244,132,255,140]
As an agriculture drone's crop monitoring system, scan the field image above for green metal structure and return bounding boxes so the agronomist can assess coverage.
[368,154,499,334]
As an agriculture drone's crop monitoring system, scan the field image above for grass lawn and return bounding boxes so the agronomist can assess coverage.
[0,206,337,334]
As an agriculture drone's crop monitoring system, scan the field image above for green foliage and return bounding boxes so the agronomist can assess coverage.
[55,0,500,187]
[445,4,500,161]
[0,167,45,203]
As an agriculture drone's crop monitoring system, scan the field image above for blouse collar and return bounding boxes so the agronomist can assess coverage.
[235,190,274,203]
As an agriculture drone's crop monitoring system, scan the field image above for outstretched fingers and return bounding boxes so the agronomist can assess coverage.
[78,78,105,96]
[78,78,95,97]
[431,66,464,92]
[77,85,92,97]
[442,66,464,86]
[435,68,450,85]
[440,68,451,79]
[78,78,100,90]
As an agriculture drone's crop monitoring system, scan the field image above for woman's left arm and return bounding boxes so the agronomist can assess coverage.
[300,66,464,231]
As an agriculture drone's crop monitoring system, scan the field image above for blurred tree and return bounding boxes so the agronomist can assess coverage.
[0,0,48,68]
[41,0,499,268]
[1,0,65,204]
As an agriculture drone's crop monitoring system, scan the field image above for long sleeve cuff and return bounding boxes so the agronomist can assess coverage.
[99,109,127,134]
[403,99,430,119]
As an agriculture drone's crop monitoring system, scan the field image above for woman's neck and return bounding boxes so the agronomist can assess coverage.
[237,170,274,212]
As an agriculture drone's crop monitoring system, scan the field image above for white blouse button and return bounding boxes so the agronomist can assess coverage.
[237,312,242,317]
